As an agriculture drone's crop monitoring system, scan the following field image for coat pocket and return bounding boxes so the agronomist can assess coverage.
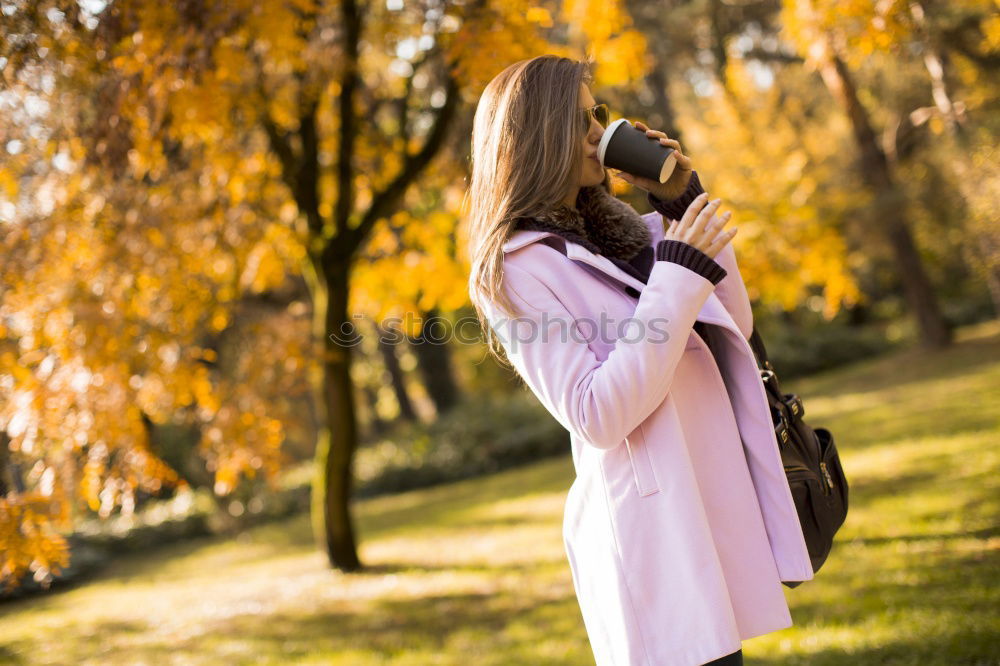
[625,423,660,496]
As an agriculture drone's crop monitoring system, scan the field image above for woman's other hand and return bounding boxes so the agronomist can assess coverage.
[664,193,737,260]
[614,121,694,200]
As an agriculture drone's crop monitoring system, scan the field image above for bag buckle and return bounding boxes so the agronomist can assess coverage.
[760,369,780,392]
[783,393,804,421]
[775,420,791,448]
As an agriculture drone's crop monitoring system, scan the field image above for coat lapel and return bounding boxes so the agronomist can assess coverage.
[502,229,744,343]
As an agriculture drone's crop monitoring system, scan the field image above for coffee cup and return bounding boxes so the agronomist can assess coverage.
[597,118,677,183]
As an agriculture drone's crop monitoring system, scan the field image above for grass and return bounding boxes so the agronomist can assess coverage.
[1,320,998,665]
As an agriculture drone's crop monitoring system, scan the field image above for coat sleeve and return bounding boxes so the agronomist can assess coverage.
[485,258,716,451]
[647,170,754,340]
[708,241,754,340]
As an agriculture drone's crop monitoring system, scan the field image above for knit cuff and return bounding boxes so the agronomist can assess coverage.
[655,239,728,285]
[647,170,706,221]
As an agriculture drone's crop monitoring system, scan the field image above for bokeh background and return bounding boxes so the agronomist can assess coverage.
[1,0,998,663]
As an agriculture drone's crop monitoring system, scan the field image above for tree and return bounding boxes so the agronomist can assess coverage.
[783,0,954,347]
[1,0,652,583]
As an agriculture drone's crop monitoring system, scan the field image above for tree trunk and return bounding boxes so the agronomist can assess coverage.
[361,384,389,440]
[259,0,462,573]
[0,430,15,496]
[375,321,417,422]
[816,50,952,348]
[908,0,1000,316]
[309,264,362,571]
[409,307,459,415]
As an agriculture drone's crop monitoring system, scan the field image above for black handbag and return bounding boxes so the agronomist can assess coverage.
[747,327,849,588]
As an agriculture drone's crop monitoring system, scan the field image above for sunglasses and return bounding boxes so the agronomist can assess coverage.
[579,102,610,133]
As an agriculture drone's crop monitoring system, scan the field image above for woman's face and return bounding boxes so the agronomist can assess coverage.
[577,83,607,187]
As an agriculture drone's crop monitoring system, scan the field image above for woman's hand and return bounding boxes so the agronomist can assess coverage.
[665,193,736,260]
[614,121,694,200]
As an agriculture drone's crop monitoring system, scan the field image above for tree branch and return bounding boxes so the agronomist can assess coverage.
[346,71,460,255]
[743,47,805,64]
[335,0,362,243]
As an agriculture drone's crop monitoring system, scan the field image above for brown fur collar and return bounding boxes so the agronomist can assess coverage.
[514,184,651,261]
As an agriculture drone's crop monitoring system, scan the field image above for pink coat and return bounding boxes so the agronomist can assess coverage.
[478,209,814,665]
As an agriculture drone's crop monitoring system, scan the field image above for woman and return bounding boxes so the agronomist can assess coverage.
[465,56,813,666]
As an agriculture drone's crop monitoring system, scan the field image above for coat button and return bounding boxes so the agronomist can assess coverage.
[625,286,640,298]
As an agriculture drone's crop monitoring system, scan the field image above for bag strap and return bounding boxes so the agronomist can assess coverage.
[749,326,775,373]
[749,326,786,404]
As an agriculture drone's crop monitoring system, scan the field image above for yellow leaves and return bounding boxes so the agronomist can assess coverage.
[983,14,1000,51]
[212,38,249,85]
[268,83,301,130]
[210,308,229,332]
[0,0,345,595]
[127,135,166,181]
[191,366,220,413]
[147,227,167,249]
[1,0,715,596]
[0,169,18,200]
[197,380,291,498]
[286,0,322,16]
[81,455,106,512]
[226,173,247,205]
[724,58,759,102]
[564,0,623,34]
[265,418,283,444]
[0,492,71,591]
[676,64,860,316]
[822,268,863,317]
[590,33,649,87]
[781,0,915,67]
[213,466,238,496]
[560,0,648,86]
[790,176,818,207]
[526,7,554,27]
[5,352,33,384]
[785,150,811,178]
[279,200,299,225]
[443,0,565,90]
[241,245,285,294]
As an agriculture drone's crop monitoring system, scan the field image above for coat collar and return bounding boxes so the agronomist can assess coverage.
[502,225,742,341]
[513,184,653,261]
[503,228,650,294]
[502,194,664,295]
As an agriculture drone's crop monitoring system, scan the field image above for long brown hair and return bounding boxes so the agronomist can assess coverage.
[464,55,611,366]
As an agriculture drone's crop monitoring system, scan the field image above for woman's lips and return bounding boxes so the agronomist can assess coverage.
[589,155,601,164]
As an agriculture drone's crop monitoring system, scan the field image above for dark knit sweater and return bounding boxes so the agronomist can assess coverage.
[605,170,726,289]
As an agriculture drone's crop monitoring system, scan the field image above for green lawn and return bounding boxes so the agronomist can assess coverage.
[1,321,998,665]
